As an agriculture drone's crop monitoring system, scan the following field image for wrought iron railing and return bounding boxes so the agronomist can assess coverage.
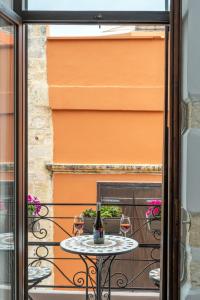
[28,201,161,291]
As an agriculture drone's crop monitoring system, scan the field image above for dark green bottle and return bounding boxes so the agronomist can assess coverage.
[93,202,104,244]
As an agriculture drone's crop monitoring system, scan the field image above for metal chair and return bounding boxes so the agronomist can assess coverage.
[149,268,160,287]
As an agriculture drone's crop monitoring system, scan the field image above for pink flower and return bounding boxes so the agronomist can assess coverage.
[146,199,162,218]
[27,194,41,216]
[146,208,152,217]
[27,194,35,203]
[152,207,160,216]
[148,199,161,206]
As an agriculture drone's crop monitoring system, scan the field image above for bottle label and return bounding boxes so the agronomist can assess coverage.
[93,228,104,244]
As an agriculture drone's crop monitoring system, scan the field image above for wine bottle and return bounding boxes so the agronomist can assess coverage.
[93,202,104,244]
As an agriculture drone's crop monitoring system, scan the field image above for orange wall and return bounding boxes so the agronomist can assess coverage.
[53,110,163,164]
[47,35,164,86]
[47,34,165,164]
[46,32,165,287]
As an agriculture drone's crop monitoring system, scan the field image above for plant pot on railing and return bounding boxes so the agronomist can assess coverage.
[82,206,122,235]
[27,194,41,233]
[146,216,161,232]
[28,217,40,232]
[83,217,121,234]
[145,199,162,234]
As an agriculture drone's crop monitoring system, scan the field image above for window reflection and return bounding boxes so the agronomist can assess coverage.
[26,0,169,11]
[0,17,15,300]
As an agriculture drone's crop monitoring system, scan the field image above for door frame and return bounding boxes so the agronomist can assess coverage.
[167,0,181,299]
[0,3,26,300]
[9,0,182,299]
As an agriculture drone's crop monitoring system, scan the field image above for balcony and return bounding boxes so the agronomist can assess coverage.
[28,182,161,299]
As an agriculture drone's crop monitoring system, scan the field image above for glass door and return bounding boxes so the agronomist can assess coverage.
[0,2,25,300]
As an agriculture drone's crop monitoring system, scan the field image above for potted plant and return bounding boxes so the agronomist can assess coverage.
[27,194,41,232]
[82,206,122,234]
[145,199,161,232]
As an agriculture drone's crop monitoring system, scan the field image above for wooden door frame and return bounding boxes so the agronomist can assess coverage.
[167,0,181,299]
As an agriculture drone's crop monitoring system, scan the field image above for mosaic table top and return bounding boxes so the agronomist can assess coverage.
[60,235,138,256]
[28,266,52,283]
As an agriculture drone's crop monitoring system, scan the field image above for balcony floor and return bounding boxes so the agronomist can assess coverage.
[29,290,160,300]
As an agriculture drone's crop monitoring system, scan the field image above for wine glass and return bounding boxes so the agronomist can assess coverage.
[73,215,84,236]
[120,215,131,237]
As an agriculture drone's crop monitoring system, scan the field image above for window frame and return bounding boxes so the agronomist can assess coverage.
[13,0,170,24]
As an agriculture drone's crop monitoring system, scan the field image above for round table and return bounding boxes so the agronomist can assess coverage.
[60,235,138,300]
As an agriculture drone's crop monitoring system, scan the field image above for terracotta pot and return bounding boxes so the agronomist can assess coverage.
[83,217,121,234]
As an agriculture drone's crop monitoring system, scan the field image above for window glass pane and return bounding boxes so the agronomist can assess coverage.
[0,17,15,299]
[0,0,13,9]
[26,0,169,11]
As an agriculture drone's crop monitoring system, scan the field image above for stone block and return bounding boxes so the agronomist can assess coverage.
[190,213,200,247]
[190,261,200,288]
[190,102,200,128]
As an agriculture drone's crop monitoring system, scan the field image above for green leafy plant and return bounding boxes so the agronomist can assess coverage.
[82,208,96,218]
[82,206,122,218]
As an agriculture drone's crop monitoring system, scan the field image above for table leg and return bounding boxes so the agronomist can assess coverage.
[80,255,115,300]
[108,263,111,300]
[104,255,116,300]
[96,257,103,300]
[80,255,90,300]
[97,255,116,300]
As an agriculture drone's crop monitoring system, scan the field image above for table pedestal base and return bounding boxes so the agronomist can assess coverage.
[80,255,116,300]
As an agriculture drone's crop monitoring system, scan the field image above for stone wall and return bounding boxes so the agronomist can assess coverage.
[28,24,54,285]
